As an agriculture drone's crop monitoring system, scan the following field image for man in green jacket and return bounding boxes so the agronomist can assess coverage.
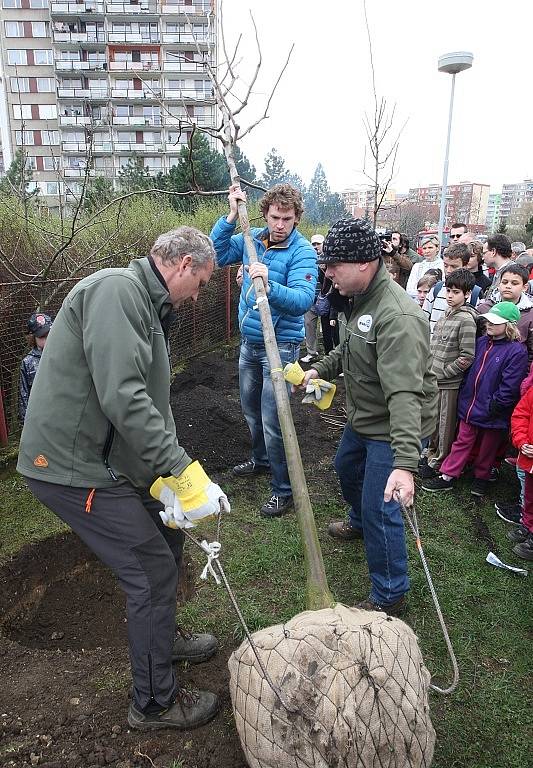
[17,226,226,731]
[303,217,438,616]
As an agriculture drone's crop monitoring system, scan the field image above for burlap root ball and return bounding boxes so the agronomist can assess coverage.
[228,603,435,768]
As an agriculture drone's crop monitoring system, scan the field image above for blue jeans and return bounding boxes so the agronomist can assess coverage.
[334,424,409,604]
[239,338,300,496]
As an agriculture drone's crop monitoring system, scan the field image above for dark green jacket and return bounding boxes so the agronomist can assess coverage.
[17,258,191,488]
[314,263,438,472]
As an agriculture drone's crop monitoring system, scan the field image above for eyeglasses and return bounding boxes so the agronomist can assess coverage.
[450,234,462,239]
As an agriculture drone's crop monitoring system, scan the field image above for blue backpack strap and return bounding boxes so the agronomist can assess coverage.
[470,285,481,307]
[434,280,443,297]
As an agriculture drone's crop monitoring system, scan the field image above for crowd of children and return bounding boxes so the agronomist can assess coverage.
[405,232,533,563]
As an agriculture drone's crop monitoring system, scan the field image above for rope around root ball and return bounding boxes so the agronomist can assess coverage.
[183,498,459,705]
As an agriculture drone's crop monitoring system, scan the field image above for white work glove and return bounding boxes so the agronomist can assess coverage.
[150,461,231,530]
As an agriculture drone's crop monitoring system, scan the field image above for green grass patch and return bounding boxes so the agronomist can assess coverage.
[1,465,530,767]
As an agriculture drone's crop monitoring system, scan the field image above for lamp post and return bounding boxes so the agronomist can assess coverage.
[436,51,473,250]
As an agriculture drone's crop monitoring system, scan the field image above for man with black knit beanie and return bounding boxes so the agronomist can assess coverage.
[300,217,438,616]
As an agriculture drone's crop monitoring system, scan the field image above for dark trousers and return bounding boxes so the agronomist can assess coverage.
[321,316,340,354]
[26,477,184,712]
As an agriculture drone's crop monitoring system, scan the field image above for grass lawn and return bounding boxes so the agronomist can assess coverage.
[0,466,530,767]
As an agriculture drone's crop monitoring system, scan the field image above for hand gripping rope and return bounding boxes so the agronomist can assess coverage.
[184,498,459,707]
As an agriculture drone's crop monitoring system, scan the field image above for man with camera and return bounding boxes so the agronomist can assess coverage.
[380,231,413,288]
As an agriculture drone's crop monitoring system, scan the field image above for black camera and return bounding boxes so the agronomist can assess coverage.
[378,232,392,242]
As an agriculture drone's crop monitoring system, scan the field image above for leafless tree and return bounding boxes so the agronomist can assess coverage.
[360,0,407,227]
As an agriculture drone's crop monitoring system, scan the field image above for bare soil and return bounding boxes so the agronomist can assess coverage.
[0,346,344,768]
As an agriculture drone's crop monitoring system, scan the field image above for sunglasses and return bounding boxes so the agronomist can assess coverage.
[450,234,462,239]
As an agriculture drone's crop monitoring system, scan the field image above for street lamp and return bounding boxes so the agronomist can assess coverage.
[436,51,473,249]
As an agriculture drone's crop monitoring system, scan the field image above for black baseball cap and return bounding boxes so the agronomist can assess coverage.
[27,312,53,337]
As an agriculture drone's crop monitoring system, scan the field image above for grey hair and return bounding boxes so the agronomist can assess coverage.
[511,241,527,255]
[150,226,216,268]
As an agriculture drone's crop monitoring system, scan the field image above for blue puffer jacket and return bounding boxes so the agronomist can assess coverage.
[457,335,529,429]
[211,216,317,343]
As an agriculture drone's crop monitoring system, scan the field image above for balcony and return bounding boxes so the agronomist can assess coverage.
[53,30,107,45]
[58,87,110,99]
[50,1,105,14]
[106,2,159,13]
[109,60,160,71]
[111,87,162,98]
[164,114,212,128]
[164,88,212,101]
[114,141,163,152]
[160,3,211,16]
[62,141,89,152]
[55,61,108,72]
[63,167,114,177]
[161,32,212,45]
[108,31,160,43]
[113,115,162,126]
[59,115,93,126]
[162,61,207,73]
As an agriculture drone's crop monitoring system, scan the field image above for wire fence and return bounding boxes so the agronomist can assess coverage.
[0,265,240,442]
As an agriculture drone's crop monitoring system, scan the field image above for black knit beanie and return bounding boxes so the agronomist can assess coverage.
[320,217,382,264]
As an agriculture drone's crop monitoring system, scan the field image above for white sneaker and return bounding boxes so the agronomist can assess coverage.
[301,354,317,363]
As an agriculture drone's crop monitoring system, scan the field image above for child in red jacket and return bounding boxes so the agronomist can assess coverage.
[510,386,533,560]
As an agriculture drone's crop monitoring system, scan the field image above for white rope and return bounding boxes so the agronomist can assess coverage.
[199,539,221,584]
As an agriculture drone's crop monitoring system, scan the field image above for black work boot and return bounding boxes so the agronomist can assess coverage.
[128,687,219,731]
[356,595,407,617]
[172,627,218,664]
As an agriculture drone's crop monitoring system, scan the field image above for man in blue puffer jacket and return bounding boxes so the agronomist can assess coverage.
[211,183,317,517]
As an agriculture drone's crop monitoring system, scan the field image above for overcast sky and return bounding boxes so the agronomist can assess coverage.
[219,0,532,195]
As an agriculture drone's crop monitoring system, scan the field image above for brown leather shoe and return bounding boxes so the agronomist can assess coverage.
[327,519,364,541]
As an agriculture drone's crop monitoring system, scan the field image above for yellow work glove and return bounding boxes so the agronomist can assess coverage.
[150,461,230,529]
[283,361,306,385]
[301,379,336,410]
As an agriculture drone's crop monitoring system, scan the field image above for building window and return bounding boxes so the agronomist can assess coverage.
[39,104,57,119]
[37,78,55,92]
[34,49,54,66]
[7,49,27,66]
[46,182,59,195]
[5,21,24,37]
[41,130,60,145]
[2,0,22,7]
[10,77,30,93]
[31,22,49,38]
[13,104,32,119]
[25,156,37,170]
[42,156,57,171]
[29,0,48,6]
[15,130,35,145]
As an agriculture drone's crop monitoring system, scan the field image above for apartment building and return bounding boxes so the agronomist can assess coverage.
[499,179,533,226]
[408,181,490,228]
[341,185,398,218]
[0,0,217,206]
[485,193,501,233]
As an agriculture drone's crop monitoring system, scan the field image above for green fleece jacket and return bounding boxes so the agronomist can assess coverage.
[17,258,192,488]
[313,263,438,472]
